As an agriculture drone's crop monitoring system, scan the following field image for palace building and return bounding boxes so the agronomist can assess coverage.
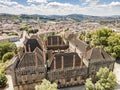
[7,33,115,90]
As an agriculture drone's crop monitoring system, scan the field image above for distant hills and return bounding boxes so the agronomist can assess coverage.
[0,13,120,22]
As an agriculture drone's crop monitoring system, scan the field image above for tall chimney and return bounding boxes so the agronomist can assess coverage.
[28,44,31,52]
[54,57,56,70]
[61,56,64,69]
[57,36,59,45]
[73,55,76,69]
[51,37,53,45]
[35,52,38,68]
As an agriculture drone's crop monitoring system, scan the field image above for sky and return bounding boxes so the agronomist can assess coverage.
[0,0,120,16]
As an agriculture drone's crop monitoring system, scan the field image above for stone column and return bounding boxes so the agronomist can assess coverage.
[80,55,83,67]
[61,56,64,69]
[35,52,38,68]
[61,39,64,45]
[54,57,56,70]
[57,37,59,45]
[74,48,76,52]
[73,55,76,69]
[28,44,31,52]
[46,40,48,46]
[51,37,53,45]
[43,50,46,65]
[24,45,27,52]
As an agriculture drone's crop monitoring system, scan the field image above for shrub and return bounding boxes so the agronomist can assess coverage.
[0,74,7,88]
[35,79,57,90]
[2,52,14,63]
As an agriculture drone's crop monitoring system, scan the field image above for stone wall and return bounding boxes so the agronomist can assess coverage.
[47,66,88,88]
[88,60,115,79]
[14,66,46,90]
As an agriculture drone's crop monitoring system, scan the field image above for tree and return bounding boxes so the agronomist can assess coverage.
[85,67,117,90]
[90,28,114,47]
[20,25,29,31]
[85,78,94,90]
[35,79,57,90]
[28,29,38,34]
[2,52,14,62]
[0,73,7,88]
[0,41,16,60]
[83,28,120,59]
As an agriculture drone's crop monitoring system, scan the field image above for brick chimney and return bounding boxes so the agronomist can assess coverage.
[61,56,64,69]
[73,55,76,69]
[54,57,56,70]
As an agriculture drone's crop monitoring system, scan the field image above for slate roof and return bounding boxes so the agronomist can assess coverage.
[86,47,115,63]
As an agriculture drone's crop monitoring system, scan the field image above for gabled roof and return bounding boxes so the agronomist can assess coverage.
[23,35,43,52]
[69,37,90,53]
[16,50,44,68]
[85,47,115,63]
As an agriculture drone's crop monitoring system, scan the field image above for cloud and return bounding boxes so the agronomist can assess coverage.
[0,0,18,6]
[27,0,48,3]
[82,0,100,6]
[109,2,120,7]
[0,0,120,16]
[97,1,120,8]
